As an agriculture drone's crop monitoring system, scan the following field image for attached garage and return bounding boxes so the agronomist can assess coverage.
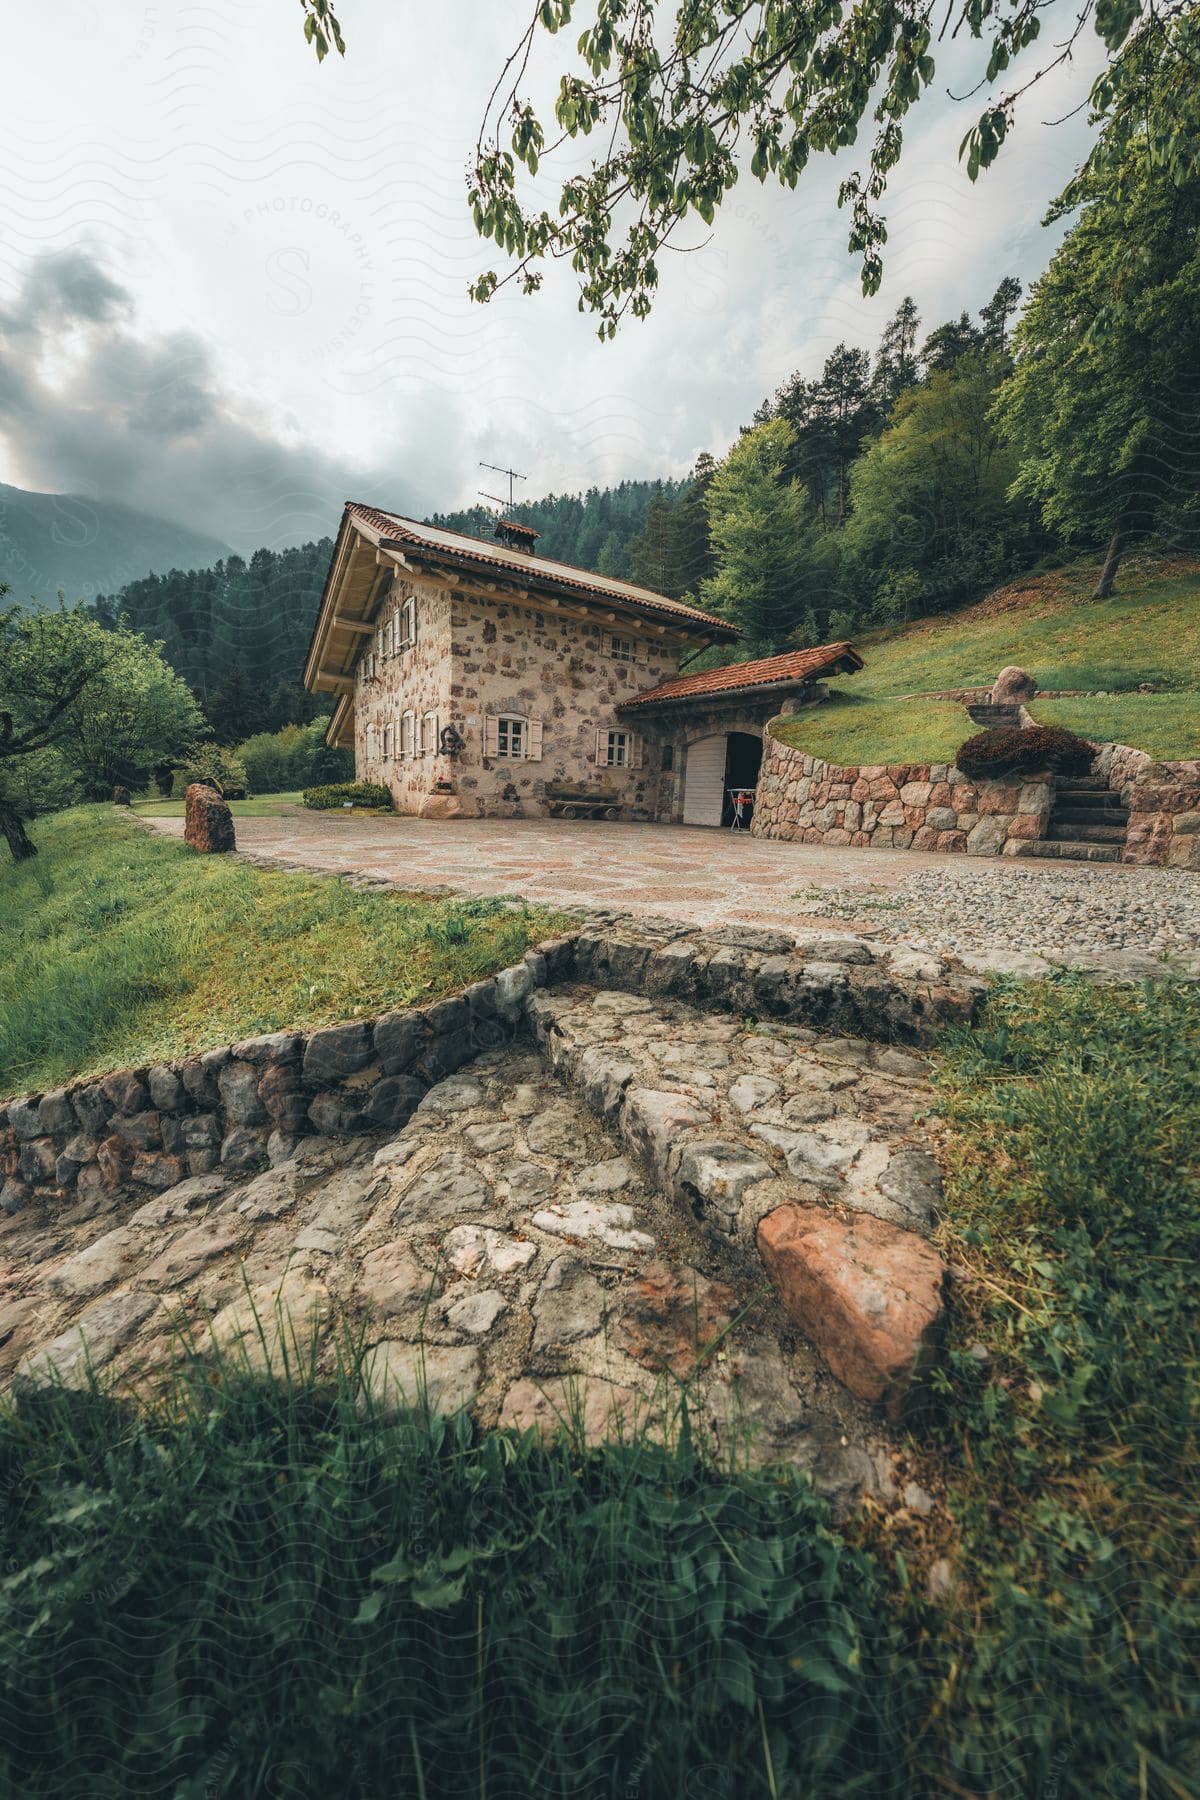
[682,734,728,826]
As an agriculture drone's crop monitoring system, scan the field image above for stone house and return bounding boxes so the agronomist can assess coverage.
[304,503,863,825]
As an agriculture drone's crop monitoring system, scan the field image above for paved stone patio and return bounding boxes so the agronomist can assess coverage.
[148,811,1200,973]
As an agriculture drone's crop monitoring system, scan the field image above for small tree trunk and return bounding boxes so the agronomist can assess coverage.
[0,796,38,861]
[1092,527,1126,600]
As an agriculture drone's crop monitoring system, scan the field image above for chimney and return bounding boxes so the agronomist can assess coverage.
[493,518,540,555]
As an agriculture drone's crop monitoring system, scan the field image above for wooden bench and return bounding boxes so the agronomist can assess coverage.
[545,786,623,821]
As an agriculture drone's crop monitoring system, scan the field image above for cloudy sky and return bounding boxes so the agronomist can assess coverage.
[1,0,1108,552]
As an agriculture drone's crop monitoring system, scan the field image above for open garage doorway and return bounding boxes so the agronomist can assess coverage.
[681,730,763,827]
[721,731,763,826]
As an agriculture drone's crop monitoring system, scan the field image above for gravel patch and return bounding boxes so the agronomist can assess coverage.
[798,863,1200,976]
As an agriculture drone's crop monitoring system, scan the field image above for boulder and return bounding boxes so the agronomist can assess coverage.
[756,1204,946,1418]
[990,665,1037,705]
[183,784,236,854]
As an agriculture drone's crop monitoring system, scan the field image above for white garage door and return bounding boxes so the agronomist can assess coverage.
[682,734,727,826]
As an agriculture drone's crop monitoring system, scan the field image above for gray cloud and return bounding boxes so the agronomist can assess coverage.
[0,249,462,552]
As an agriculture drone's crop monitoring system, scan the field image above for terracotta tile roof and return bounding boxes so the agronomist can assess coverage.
[619,643,863,710]
[344,503,739,637]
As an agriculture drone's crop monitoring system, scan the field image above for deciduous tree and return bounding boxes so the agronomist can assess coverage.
[0,600,202,859]
[994,27,1200,597]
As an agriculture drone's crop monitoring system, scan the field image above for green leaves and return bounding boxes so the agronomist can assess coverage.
[299,0,345,63]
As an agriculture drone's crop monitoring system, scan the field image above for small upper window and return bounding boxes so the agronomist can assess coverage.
[497,716,525,759]
[661,743,675,771]
[605,730,628,767]
[609,634,637,663]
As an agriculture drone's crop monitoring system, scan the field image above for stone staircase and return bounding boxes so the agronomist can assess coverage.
[965,701,1023,731]
[1017,776,1129,864]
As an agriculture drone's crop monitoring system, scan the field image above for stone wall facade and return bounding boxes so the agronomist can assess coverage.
[353,571,684,819]
[751,729,1052,857]
[1,920,982,1216]
[355,576,454,814]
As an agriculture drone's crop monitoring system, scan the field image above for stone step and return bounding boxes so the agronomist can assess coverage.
[965,703,1023,730]
[527,985,949,1423]
[1047,819,1128,844]
[1052,807,1129,829]
[1055,775,1110,791]
[1012,839,1122,864]
[1053,789,1126,811]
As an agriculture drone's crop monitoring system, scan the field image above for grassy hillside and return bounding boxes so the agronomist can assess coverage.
[776,557,1200,765]
[0,809,565,1098]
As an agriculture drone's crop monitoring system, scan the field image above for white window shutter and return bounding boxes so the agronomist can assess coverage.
[595,728,606,766]
[410,598,418,646]
[484,716,500,756]
[427,712,439,754]
[629,733,644,769]
[526,718,543,761]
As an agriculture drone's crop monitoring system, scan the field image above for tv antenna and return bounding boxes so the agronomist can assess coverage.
[478,460,528,513]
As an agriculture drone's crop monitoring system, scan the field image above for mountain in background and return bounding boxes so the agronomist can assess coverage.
[0,482,235,608]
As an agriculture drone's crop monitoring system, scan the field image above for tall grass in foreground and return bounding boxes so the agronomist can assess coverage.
[899,975,1200,1797]
[0,808,567,1096]
[0,1346,911,1799]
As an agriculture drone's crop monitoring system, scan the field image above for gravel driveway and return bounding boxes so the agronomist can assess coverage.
[147,811,1200,978]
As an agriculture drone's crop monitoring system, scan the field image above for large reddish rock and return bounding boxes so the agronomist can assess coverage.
[184,784,236,854]
[756,1205,946,1418]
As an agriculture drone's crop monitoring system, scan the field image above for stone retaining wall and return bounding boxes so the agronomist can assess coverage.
[751,730,1052,858]
[1,922,983,1216]
[754,727,1200,866]
[1096,744,1200,869]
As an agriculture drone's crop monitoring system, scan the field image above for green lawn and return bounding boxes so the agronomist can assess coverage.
[131,790,307,818]
[773,696,969,767]
[775,558,1200,765]
[0,808,567,1098]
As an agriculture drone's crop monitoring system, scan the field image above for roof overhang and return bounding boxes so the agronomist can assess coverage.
[325,693,355,749]
[617,651,863,714]
[302,504,739,697]
[303,510,395,693]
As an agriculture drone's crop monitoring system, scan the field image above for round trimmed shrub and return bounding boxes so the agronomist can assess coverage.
[955,725,1095,781]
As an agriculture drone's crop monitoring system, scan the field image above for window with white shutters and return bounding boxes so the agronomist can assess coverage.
[421,711,438,756]
[383,722,394,760]
[484,714,542,759]
[401,711,414,758]
[400,596,416,648]
[596,729,643,768]
[608,632,647,664]
[497,716,525,759]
